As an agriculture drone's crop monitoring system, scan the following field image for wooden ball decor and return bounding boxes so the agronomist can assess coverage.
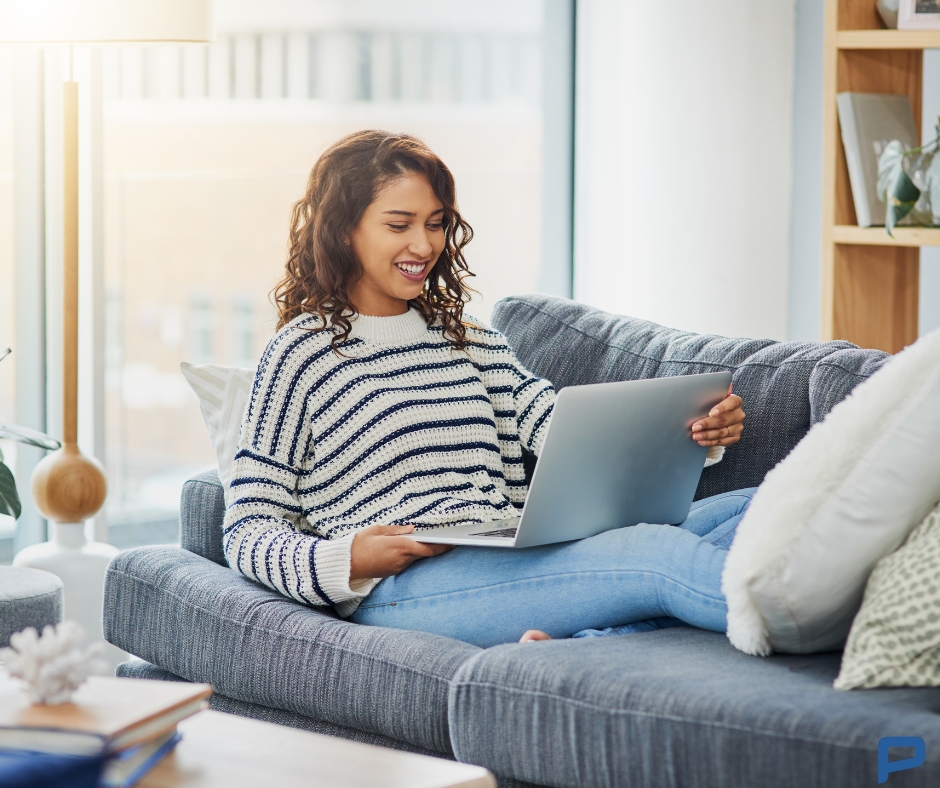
[31,443,107,524]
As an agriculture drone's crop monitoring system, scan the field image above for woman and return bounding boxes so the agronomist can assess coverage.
[223,130,751,648]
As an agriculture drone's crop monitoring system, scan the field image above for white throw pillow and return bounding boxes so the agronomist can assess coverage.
[722,328,940,656]
[180,362,255,505]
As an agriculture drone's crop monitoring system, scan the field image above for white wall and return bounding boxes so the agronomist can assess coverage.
[574,0,796,340]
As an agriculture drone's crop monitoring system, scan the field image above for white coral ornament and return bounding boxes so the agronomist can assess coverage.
[0,621,109,704]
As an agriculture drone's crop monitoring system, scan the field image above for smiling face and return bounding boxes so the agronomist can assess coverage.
[347,173,446,317]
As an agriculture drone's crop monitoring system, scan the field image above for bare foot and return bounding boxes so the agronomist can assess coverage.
[519,630,552,643]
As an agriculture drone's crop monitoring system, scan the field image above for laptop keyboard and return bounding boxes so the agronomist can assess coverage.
[470,527,518,538]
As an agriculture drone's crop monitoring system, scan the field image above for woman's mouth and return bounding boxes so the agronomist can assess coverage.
[394,261,428,282]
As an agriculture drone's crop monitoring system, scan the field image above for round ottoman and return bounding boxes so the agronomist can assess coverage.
[0,566,64,648]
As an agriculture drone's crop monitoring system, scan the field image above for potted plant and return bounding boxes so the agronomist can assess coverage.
[0,348,61,520]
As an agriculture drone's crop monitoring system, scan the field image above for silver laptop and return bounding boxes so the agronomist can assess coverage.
[403,371,733,548]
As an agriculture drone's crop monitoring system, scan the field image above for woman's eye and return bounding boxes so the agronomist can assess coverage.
[388,224,408,231]
[427,223,444,231]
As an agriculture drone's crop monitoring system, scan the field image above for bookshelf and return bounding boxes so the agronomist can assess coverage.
[820,0,940,353]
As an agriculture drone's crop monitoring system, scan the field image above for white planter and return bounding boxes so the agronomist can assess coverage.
[13,523,127,669]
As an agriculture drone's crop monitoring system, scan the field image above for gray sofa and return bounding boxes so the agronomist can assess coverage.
[103,294,940,787]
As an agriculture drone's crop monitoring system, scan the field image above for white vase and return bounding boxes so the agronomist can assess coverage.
[13,523,127,669]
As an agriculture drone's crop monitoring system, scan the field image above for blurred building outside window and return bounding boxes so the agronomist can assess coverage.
[94,0,550,549]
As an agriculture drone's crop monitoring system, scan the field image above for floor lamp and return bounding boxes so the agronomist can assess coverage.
[1,0,213,665]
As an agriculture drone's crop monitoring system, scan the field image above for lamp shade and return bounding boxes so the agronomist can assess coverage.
[0,0,213,43]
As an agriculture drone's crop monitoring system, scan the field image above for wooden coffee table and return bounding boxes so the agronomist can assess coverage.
[139,710,495,787]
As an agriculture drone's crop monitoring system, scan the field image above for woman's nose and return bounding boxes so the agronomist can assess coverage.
[409,230,433,258]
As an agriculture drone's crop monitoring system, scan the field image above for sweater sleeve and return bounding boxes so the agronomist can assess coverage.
[222,331,378,610]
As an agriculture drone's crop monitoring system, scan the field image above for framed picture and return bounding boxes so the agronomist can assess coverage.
[898,0,940,29]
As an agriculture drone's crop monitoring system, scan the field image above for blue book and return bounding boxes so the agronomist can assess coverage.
[0,748,105,788]
[100,730,181,788]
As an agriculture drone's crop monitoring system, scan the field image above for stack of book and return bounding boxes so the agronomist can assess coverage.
[0,668,211,787]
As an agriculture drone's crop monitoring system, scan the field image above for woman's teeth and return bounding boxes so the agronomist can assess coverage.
[396,263,425,275]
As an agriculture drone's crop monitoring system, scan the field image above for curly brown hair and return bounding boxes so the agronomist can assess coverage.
[273,130,476,350]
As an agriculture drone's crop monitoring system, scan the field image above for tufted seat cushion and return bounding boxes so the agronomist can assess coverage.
[103,545,480,754]
[448,627,940,788]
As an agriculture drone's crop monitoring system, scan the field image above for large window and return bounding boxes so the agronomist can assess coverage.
[0,50,14,562]
[0,47,17,564]
[101,0,550,548]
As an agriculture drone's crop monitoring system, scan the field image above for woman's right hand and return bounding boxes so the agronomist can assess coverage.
[350,524,453,582]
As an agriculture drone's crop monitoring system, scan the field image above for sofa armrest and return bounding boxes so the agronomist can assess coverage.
[180,470,226,565]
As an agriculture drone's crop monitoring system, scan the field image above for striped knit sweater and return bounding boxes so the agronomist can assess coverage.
[223,307,724,616]
[223,308,556,616]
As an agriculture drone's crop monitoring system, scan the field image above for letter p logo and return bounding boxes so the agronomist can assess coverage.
[878,737,926,783]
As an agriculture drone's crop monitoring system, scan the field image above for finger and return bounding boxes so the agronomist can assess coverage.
[693,406,746,431]
[692,410,746,434]
[397,538,450,557]
[368,524,416,536]
[697,431,743,447]
[708,394,743,418]
[694,423,744,443]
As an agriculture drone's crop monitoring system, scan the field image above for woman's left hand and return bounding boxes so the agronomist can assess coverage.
[691,386,745,447]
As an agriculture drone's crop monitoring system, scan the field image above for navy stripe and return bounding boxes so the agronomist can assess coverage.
[305,342,471,404]
[310,364,479,423]
[269,337,365,460]
[302,441,502,493]
[256,330,335,447]
[232,496,303,515]
[313,416,497,471]
[319,482,478,535]
[513,376,539,398]
[518,385,553,425]
[223,512,273,537]
[290,535,315,605]
[285,355,479,463]
[308,540,335,606]
[316,394,492,448]
[305,464,502,517]
[229,476,294,493]
[529,403,553,441]
[309,377,485,445]
[234,448,299,475]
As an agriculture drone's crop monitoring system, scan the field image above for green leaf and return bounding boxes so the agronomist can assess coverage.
[877,140,926,235]
[928,153,940,224]
[0,459,21,520]
[0,421,60,451]
[886,169,921,237]
[877,140,905,203]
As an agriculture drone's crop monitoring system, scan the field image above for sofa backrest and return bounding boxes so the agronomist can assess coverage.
[179,294,891,561]
[491,294,889,500]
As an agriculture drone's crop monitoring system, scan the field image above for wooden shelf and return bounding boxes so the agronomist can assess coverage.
[833,225,940,246]
[836,29,940,49]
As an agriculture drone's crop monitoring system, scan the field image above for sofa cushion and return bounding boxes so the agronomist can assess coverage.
[115,659,448,756]
[448,627,940,788]
[103,546,480,754]
[491,294,888,500]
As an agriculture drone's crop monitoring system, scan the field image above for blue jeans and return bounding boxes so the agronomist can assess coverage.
[350,488,757,648]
